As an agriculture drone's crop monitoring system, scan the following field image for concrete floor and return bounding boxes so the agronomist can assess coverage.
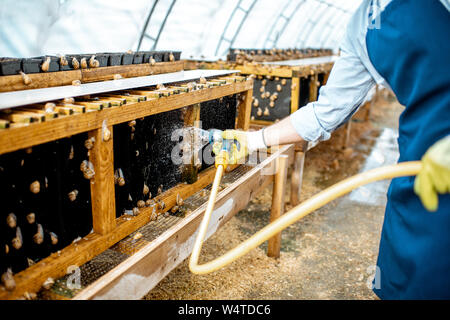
[145,92,405,300]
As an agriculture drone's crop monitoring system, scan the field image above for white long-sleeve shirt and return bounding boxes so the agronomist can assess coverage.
[289,0,450,142]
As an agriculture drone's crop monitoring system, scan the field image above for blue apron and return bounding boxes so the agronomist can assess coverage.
[366,0,450,299]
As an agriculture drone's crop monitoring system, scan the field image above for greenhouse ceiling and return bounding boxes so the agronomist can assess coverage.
[0,0,362,59]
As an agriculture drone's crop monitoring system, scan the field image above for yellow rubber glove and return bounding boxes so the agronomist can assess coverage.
[414,136,450,212]
[221,130,249,165]
[214,130,267,167]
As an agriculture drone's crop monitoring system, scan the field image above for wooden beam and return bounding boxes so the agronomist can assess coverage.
[0,164,221,300]
[81,61,183,83]
[290,151,306,207]
[181,104,202,184]
[0,70,82,93]
[73,145,294,300]
[0,62,183,93]
[250,119,275,127]
[236,65,294,78]
[309,74,319,102]
[0,80,253,155]
[290,77,300,114]
[343,120,352,149]
[89,125,116,235]
[267,155,289,258]
[236,88,253,131]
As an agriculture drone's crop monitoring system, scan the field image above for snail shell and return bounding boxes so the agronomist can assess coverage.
[143,184,150,196]
[20,71,31,85]
[68,189,78,202]
[1,269,16,292]
[257,108,262,117]
[80,58,88,69]
[30,180,40,194]
[33,224,44,245]
[137,200,146,209]
[72,57,80,69]
[41,57,51,72]
[6,213,17,228]
[84,137,95,150]
[50,232,58,245]
[42,277,54,290]
[26,213,36,224]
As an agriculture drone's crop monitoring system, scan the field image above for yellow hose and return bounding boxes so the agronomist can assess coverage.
[189,161,422,275]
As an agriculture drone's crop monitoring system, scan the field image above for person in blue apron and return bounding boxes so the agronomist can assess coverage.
[216,0,450,299]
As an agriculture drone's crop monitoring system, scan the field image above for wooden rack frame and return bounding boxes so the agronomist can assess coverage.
[183,57,334,127]
[74,144,295,300]
[0,61,184,93]
[0,78,253,300]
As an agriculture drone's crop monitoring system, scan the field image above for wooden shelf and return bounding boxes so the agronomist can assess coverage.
[0,75,254,300]
[0,80,253,155]
[73,144,295,300]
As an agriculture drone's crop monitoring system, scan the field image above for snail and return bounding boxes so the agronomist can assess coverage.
[60,55,68,66]
[103,126,111,142]
[12,227,23,250]
[80,160,95,180]
[263,107,270,116]
[33,224,44,245]
[115,168,125,186]
[84,137,95,150]
[72,57,80,70]
[80,57,88,69]
[150,56,156,66]
[63,97,75,104]
[42,277,54,290]
[30,180,40,194]
[6,213,17,228]
[26,213,35,224]
[257,108,262,117]
[143,184,150,196]
[176,194,184,206]
[132,232,143,241]
[1,268,16,292]
[89,55,100,68]
[137,200,146,209]
[20,71,31,85]
[68,189,78,202]
[150,207,158,221]
[50,232,58,245]
[41,57,51,72]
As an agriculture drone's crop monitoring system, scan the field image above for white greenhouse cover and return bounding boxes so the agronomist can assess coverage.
[0,0,361,59]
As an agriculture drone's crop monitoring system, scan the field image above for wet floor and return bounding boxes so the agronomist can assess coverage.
[144,93,405,300]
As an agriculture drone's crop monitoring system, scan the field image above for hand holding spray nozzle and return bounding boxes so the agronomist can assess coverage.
[196,128,243,169]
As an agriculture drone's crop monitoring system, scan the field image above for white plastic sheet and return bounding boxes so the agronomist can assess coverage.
[0,0,361,59]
